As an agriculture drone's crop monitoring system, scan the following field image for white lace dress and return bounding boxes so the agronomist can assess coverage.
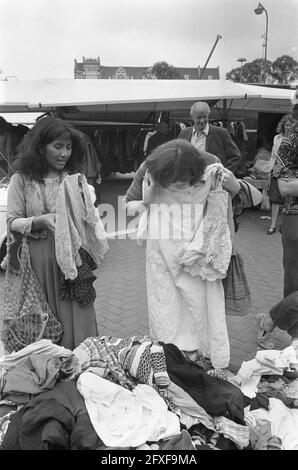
[179,178,232,281]
[143,165,231,369]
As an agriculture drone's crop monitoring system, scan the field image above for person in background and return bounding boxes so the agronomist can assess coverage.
[273,112,298,300]
[247,137,272,180]
[178,101,241,174]
[257,292,298,356]
[146,121,169,156]
[4,117,108,350]
[267,114,295,235]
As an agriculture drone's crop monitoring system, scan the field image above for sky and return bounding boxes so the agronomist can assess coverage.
[0,0,297,81]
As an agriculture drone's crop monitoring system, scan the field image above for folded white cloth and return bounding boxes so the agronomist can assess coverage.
[77,372,180,447]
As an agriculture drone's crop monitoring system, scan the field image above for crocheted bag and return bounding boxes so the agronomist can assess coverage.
[1,236,64,352]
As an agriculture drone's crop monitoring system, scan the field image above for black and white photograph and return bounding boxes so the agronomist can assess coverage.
[0,0,298,455]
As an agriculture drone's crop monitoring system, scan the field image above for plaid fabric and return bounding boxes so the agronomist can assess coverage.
[103,335,171,388]
[73,335,171,389]
[73,335,178,413]
[214,416,249,449]
[73,337,135,390]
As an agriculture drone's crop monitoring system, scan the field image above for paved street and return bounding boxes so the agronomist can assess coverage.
[0,176,290,372]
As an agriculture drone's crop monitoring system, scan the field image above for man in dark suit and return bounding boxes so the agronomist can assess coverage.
[178,101,241,174]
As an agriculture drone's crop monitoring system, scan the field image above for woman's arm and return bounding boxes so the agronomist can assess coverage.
[125,171,155,216]
[221,168,241,198]
[7,174,56,235]
[6,173,37,235]
[125,162,147,203]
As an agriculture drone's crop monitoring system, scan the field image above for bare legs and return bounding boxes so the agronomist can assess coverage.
[268,203,280,234]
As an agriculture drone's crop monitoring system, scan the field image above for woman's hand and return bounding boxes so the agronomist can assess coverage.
[32,213,56,234]
[42,214,56,233]
[219,168,241,197]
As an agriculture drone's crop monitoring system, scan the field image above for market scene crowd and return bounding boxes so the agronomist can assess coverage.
[0,94,298,452]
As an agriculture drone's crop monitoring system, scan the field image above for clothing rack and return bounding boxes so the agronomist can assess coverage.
[68,120,153,128]
[209,118,245,123]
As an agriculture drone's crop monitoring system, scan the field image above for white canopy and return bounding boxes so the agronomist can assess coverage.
[0,112,43,126]
[0,79,293,115]
[216,84,294,114]
[0,78,259,113]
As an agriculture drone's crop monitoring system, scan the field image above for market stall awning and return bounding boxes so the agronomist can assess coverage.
[216,84,293,114]
[0,79,260,113]
[0,112,43,126]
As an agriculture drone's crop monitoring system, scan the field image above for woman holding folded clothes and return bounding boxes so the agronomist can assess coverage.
[4,117,108,351]
[125,139,240,370]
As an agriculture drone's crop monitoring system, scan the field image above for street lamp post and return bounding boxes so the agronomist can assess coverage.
[237,58,247,82]
[254,2,268,83]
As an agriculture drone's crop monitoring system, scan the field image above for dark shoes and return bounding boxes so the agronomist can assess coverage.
[267,227,276,235]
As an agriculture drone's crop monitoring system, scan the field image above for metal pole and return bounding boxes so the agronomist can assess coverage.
[254,3,269,83]
[264,8,268,82]
[200,34,222,79]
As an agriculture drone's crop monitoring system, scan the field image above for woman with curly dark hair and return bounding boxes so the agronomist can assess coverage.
[13,116,84,180]
[4,116,108,351]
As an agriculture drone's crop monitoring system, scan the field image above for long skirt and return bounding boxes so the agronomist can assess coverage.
[29,234,98,350]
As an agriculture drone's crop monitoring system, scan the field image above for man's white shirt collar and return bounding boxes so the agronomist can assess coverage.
[193,123,209,136]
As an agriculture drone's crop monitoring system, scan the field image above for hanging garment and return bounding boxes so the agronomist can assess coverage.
[59,247,97,308]
[55,173,108,280]
[77,372,180,448]
[179,170,232,281]
[143,130,156,155]
[80,132,101,179]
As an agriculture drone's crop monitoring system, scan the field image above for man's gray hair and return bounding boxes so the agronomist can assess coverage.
[190,101,210,115]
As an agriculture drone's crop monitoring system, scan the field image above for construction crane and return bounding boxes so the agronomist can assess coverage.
[200,34,222,79]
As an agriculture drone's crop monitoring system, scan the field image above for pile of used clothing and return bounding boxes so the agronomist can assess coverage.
[234,346,298,450]
[0,335,297,450]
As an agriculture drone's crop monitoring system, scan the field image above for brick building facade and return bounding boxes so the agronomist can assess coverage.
[74,57,220,80]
